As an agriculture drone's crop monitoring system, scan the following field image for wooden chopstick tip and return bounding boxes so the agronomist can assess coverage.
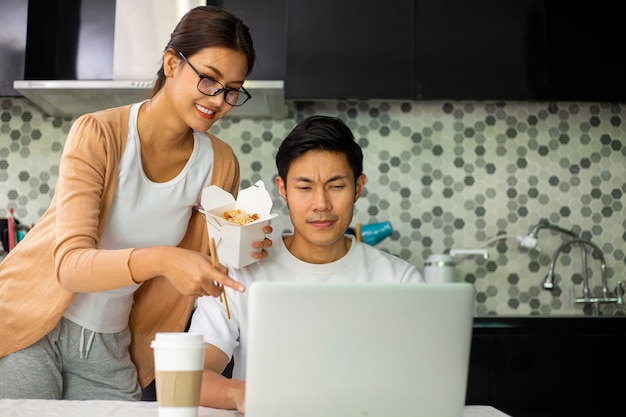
[208,237,231,320]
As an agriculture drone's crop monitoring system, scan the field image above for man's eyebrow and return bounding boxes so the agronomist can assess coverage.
[325,175,349,183]
[291,174,349,183]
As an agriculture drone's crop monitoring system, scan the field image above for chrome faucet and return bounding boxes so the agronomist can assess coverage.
[544,237,623,315]
[527,220,579,242]
[522,221,590,298]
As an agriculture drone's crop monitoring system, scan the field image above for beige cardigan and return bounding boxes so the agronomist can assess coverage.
[0,104,240,387]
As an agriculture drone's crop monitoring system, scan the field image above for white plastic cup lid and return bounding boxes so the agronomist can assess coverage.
[151,332,207,349]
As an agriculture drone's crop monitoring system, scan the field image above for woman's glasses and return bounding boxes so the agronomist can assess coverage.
[178,52,251,107]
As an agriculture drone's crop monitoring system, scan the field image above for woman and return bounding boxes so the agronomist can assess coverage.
[0,6,270,400]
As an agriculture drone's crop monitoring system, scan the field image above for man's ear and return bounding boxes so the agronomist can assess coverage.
[276,176,288,202]
[354,173,366,203]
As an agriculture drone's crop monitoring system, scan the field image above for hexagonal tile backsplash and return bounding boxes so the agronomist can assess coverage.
[1,97,624,316]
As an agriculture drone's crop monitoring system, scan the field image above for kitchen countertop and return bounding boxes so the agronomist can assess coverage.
[0,399,511,417]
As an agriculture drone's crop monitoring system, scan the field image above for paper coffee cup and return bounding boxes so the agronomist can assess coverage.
[151,333,207,417]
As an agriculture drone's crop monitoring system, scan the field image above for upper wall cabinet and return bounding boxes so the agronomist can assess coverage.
[543,0,625,102]
[414,0,546,100]
[285,0,416,99]
[211,0,286,81]
[224,0,625,102]
[415,0,626,102]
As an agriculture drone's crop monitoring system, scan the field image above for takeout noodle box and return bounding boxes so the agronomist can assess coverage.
[201,180,278,269]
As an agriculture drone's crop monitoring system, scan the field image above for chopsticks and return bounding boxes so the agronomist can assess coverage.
[7,208,16,251]
[209,237,231,320]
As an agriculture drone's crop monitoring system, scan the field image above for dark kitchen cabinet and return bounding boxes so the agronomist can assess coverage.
[215,0,626,102]
[286,0,548,101]
[466,317,626,417]
[24,0,116,81]
[283,0,624,102]
[414,0,546,100]
[285,0,416,99]
[212,0,286,82]
[543,1,626,101]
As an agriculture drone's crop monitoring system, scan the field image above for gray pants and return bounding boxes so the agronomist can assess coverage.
[0,317,142,400]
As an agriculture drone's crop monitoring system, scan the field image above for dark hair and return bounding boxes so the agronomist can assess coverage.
[276,116,364,184]
[150,6,255,97]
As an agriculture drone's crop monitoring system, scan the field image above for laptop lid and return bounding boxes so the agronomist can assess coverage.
[245,281,475,417]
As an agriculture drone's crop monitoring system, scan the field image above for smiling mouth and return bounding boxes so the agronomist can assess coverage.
[195,104,215,116]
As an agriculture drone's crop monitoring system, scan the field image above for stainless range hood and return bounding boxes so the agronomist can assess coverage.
[14,0,287,119]
[13,79,287,119]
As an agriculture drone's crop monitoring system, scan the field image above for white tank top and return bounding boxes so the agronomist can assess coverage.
[63,101,215,333]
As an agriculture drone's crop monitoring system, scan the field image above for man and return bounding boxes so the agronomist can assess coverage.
[189,115,424,412]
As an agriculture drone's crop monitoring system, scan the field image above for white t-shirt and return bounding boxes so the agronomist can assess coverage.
[188,234,424,380]
[63,101,215,333]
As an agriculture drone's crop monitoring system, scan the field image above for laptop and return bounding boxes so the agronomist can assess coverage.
[245,281,475,417]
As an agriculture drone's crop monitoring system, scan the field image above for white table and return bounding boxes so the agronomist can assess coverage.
[0,399,510,417]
